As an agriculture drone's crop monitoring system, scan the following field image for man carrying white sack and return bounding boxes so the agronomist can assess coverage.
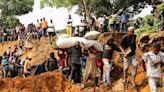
[68,42,84,84]
[142,43,164,92]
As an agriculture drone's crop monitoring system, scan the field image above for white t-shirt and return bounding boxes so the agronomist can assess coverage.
[48,23,55,32]
[6,49,11,55]
[142,51,164,78]
[74,27,79,34]
[98,17,105,25]
[79,22,86,32]
[16,26,20,33]
[67,19,73,26]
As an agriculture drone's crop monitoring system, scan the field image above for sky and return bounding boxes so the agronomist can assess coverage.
[18,0,81,30]
[18,0,153,30]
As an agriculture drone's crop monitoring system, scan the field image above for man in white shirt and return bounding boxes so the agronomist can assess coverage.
[48,19,55,40]
[79,20,87,36]
[98,16,105,32]
[6,47,11,56]
[142,43,164,92]
[98,16,105,26]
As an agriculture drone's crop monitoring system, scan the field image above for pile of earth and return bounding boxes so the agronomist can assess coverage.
[137,31,164,52]
[0,72,73,92]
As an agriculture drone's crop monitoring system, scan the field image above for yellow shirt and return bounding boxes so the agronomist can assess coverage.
[42,20,48,28]
[109,17,115,25]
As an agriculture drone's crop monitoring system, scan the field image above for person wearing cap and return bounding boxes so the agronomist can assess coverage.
[68,42,84,83]
[102,36,124,85]
[142,43,164,92]
[120,27,137,87]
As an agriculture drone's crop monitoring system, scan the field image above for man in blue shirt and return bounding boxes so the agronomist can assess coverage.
[121,12,129,32]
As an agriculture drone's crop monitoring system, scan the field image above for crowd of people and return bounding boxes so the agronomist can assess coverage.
[67,12,131,37]
[67,11,164,37]
[0,17,56,77]
[0,17,55,43]
[61,27,163,92]
[0,12,164,92]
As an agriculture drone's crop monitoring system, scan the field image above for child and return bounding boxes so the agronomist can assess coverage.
[142,43,164,92]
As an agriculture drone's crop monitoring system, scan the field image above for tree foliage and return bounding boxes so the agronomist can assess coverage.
[135,3,164,36]
[0,16,20,28]
[0,0,34,16]
[40,0,78,8]
[157,2,164,13]
[0,0,34,27]
[40,0,154,17]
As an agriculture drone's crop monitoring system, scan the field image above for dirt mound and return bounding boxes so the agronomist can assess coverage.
[0,72,73,92]
[137,31,164,51]
[0,41,18,56]
[98,32,126,45]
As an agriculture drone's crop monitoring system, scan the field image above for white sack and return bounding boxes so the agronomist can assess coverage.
[56,37,86,49]
[85,31,101,40]
[56,37,103,51]
[57,34,70,39]
[84,40,103,51]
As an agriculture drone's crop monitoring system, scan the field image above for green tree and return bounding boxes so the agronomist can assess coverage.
[1,16,20,28]
[0,0,34,16]
[40,0,95,21]
[40,0,155,19]
[0,0,34,27]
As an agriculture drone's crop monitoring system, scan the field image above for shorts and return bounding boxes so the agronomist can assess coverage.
[48,32,54,36]
[123,55,137,71]
[123,55,137,77]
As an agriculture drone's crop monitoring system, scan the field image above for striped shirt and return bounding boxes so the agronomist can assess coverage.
[142,51,164,78]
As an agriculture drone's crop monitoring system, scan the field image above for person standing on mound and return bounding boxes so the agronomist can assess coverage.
[120,27,137,87]
[48,19,55,41]
[66,15,73,36]
[142,43,164,92]
[68,42,84,83]
[102,36,124,86]
[42,17,48,37]
[83,46,98,87]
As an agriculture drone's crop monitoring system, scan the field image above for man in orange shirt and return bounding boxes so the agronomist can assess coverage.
[42,17,48,37]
